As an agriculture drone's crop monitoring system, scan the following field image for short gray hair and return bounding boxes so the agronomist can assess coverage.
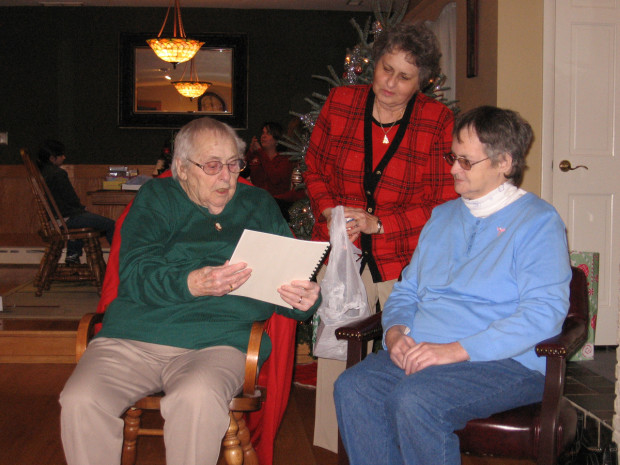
[453,106,533,186]
[171,117,246,179]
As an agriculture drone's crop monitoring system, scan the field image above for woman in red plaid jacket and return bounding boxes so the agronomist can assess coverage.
[304,22,457,453]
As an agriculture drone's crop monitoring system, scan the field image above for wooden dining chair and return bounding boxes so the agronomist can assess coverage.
[76,312,266,465]
[335,266,589,465]
[20,148,106,296]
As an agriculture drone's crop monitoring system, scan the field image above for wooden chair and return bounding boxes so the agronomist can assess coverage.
[76,312,266,465]
[20,148,106,296]
[335,266,589,465]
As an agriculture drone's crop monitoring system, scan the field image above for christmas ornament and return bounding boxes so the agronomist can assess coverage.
[371,20,383,36]
[291,166,304,186]
[288,199,315,240]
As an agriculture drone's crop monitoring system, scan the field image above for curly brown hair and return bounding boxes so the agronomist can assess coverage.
[372,22,442,91]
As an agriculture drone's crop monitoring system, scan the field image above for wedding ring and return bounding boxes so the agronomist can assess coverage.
[230,284,234,291]
[298,296,303,304]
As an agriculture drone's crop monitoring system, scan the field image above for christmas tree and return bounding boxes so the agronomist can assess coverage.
[283,0,457,240]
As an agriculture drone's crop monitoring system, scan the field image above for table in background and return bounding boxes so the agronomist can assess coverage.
[86,190,137,220]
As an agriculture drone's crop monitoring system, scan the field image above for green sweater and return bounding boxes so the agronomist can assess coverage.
[97,178,317,363]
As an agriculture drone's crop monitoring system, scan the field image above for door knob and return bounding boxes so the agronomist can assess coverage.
[559,160,589,172]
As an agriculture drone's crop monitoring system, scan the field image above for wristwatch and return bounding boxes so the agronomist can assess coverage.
[376,218,383,234]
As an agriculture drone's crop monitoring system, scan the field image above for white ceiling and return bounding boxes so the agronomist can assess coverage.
[0,0,374,11]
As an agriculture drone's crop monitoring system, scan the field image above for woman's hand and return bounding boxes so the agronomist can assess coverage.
[187,260,252,297]
[322,207,382,243]
[342,207,382,238]
[278,280,320,311]
[323,207,358,240]
[385,325,416,369]
[249,136,261,152]
[386,326,469,375]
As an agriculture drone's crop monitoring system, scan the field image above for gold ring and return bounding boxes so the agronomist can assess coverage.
[298,296,303,304]
[230,284,234,291]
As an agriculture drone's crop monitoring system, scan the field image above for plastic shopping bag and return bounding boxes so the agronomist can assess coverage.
[313,206,370,360]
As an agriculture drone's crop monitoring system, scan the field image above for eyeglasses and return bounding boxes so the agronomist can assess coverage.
[188,158,247,175]
[443,152,490,171]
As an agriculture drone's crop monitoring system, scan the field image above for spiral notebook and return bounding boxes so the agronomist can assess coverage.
[228,229,330,308]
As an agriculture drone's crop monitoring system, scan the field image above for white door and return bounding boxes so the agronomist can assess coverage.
[551,0,620,345]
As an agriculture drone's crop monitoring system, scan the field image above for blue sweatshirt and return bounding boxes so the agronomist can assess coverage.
[382,193,571,374]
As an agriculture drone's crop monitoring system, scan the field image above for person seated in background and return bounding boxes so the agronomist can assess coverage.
[37,139,115,264]
[153,138,173,176]
[333,106,572,465]
[59,117,321,465]
[245,121,305,220]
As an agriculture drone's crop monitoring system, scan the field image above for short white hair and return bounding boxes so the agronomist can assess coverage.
[171,117,246,179]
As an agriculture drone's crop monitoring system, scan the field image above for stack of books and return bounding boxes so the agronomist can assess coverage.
[103,166,140,190]
[121,175,152,191]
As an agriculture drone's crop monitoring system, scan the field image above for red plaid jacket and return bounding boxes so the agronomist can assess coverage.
[304,85,457,282]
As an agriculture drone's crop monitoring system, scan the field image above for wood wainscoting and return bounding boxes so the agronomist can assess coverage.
[0,164,155,247]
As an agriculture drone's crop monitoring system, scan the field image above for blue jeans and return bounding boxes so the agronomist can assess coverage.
[66,212,115,257]
[334,350,545,465]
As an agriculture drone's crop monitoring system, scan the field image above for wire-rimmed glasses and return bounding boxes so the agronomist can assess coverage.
[188,158,247,175]
[443,152,490,171]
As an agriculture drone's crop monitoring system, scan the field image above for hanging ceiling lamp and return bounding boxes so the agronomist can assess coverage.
[147,0,204,66]
[172,58,212,99]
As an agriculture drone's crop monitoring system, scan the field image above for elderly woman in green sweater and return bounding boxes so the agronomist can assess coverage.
[59,117,321,465]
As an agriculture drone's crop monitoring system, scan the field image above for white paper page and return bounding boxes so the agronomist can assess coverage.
[229,229,329,308]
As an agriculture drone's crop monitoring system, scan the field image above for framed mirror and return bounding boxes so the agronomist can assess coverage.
[119,32,248,129]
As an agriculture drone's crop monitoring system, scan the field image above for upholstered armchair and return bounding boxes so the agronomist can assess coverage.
[335,266,589,465]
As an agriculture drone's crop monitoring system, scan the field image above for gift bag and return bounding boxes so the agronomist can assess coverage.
[313,206,370,360]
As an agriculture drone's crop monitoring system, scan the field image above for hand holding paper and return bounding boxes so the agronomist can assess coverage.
[277,280,322,311]
[187,260,251,297]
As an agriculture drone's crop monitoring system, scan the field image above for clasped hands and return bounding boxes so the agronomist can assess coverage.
[187,260,320,311]
[385,326,469,375]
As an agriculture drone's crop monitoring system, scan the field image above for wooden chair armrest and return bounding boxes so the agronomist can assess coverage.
[335,313,383,342]
[335,313,383,369]
[534,314,587,459]
[243,321,266,396]
[535,318,588,359]
[76,312,104,362]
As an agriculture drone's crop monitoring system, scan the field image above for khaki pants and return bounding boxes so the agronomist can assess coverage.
[313,266,396,453]
[60,337,246,465]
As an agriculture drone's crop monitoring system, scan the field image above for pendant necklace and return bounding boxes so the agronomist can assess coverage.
[377,107,404,144]
[192,202,224,232]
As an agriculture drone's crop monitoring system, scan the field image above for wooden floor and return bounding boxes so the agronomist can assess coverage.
[0,265,532,465]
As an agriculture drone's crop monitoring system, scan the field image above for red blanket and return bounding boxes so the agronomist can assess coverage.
[95,171,295,465]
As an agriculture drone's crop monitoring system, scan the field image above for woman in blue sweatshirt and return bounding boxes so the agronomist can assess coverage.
[334,106,571,465]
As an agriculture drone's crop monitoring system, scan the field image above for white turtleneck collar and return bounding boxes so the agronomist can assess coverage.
[462,182,527,218]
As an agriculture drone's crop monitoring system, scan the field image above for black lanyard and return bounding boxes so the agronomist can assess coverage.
[360,89,417,281]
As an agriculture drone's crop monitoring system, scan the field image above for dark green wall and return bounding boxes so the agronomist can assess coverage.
[0,6,368,165]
